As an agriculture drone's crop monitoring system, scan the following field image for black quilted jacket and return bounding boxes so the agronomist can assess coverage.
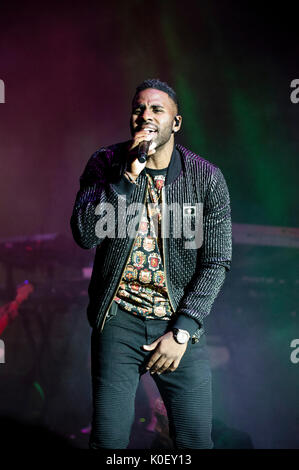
[70,142,232,343]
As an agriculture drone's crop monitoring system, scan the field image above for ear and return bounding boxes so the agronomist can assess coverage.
[173,115,182,133]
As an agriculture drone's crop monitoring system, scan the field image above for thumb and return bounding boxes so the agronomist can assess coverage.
[148,141,157,154]
[142,339,159,351]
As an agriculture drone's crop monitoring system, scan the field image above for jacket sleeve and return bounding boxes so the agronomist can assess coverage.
[70,148,135,250]
[174,166,232,328]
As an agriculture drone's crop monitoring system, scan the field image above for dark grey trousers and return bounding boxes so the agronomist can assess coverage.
[89,302,213,449]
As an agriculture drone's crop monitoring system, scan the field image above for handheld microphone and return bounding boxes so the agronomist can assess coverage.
[138,140,151,163]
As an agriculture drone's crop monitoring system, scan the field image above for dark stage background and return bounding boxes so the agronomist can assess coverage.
[0,0,298,450]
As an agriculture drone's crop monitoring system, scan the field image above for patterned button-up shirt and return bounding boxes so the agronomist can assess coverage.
[114,167,173,320]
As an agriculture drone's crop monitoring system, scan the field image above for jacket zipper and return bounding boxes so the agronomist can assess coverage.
[99,183,149,332]
[161,186,176,313]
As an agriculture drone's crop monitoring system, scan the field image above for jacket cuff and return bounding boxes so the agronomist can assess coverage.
[172,314,201,337]
[111,174,136,197]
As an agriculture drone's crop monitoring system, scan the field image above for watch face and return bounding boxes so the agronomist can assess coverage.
[176,331,188,344]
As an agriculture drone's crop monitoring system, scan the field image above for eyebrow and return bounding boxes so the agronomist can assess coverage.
[132,103,165,109]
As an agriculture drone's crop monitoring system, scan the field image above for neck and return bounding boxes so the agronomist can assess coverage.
[146,137,174,169]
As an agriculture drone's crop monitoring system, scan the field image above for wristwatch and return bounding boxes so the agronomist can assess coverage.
[172,328,190,344]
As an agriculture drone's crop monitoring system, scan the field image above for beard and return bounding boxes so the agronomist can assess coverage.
[152,123,173,150]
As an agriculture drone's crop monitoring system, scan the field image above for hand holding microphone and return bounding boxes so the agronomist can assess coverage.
[126,128,157,181]
[137,139,152,163]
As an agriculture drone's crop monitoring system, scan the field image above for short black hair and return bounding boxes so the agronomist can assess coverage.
[133,78,179,112]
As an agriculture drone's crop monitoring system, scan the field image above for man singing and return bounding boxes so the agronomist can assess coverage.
[70,78,232,449]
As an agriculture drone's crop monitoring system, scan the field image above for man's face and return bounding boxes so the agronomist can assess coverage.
[130,88,180,150]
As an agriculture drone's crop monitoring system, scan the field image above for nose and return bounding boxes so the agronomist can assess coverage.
[139,107,153,122]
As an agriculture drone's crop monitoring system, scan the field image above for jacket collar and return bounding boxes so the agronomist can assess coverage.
[166,143,182,185]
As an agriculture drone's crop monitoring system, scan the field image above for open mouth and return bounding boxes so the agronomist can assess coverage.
[137,125,158,134]
[144,128,157,135]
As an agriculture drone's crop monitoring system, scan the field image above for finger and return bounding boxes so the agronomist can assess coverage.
[134,133,153,145]
[149,358,167,375]
[148,142,157,154]
[145,353,163,372]
[129,132,154,151]
[170,359,180,372]
[156,360,174,375]
[142,338,160,351]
